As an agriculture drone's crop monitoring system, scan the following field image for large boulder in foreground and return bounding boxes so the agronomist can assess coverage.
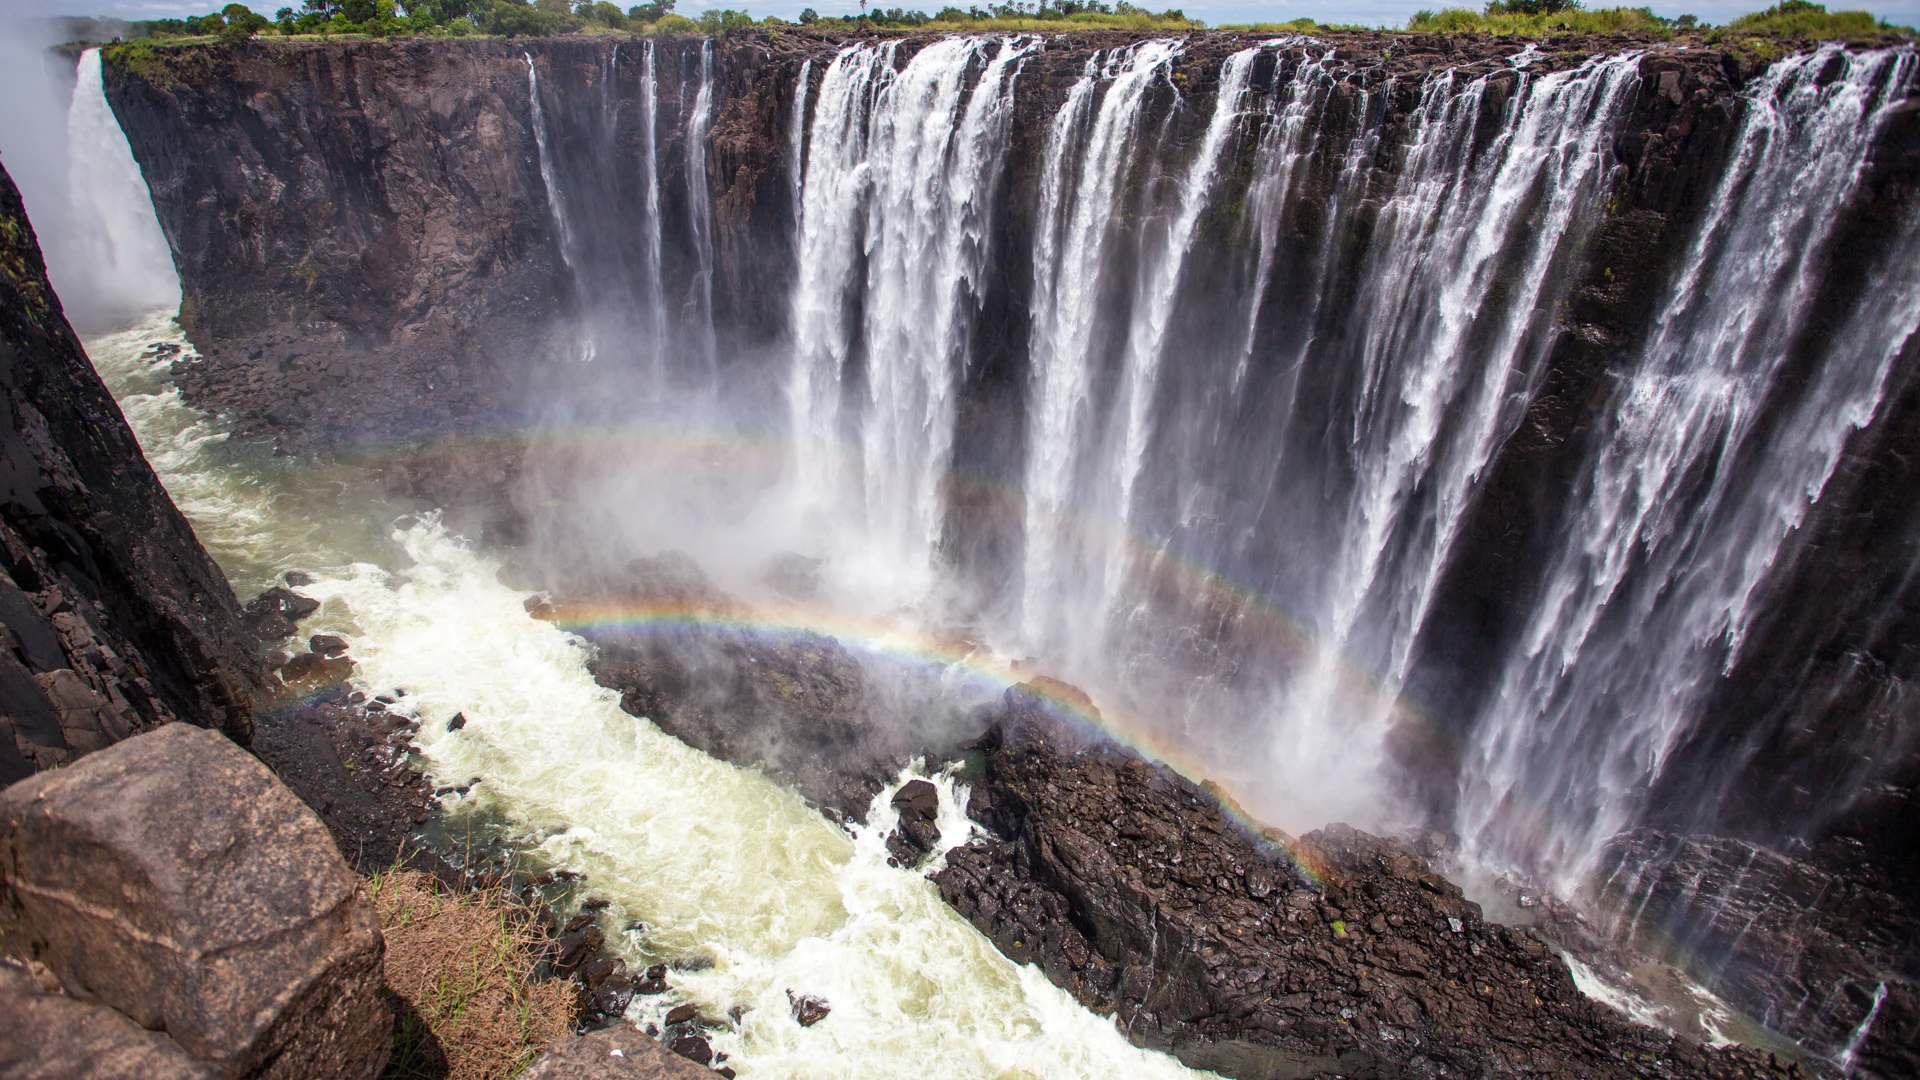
[0,724,388,1079]
[521,1024,714,1080]
[0,960,216,1079]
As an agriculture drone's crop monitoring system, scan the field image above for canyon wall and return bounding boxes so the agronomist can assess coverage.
[0,158,264,781]
[98,31,1920,1064]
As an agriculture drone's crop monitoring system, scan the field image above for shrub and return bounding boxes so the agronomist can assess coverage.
[1725,0,1887,34]
[654,11,698,30]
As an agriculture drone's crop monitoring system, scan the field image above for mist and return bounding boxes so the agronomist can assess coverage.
[0,15,177,334]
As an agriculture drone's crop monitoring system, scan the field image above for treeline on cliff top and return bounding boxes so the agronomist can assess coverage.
[89,0,1915,44]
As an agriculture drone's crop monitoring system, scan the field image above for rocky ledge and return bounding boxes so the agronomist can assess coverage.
[936,686,1819,1080]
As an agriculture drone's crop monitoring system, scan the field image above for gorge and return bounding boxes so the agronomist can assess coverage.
[3,18,1917,1080]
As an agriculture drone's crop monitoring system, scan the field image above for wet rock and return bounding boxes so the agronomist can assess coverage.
[763,552,824,601]
[0,962,218,1079]
[279,650,355,690]
[309,633,350,657]
[635,964,671,995]
[243,587,321,641]
[566,911,599,933]
[521,1022,712,1079]
[446,711,467,731]
[786,989,830,1027]
[667,1034,712,1066]
[1593,829,1918,1075]
[554,926,607,972]
[664,1002,700,1026]
[931,682,1808,1080]
[284,570,315,587]
[885,778,943,868]
[0,724,389,1079]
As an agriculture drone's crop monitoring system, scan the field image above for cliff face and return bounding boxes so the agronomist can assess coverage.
[0,158,265,782]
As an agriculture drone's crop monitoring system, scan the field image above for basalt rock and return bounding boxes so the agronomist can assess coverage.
[548,553,906,818]
[934,684,1819,1080]
[522,1022,713,1080]
[0,160,264,780]
[885,778,942,868]
[1592,830,1917,1078]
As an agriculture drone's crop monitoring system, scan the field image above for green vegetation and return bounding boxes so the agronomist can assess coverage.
[1724,0,1890,34]
[99,0,1914,42]
[1406,0,1907,36]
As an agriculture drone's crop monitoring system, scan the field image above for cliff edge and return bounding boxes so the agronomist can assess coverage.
[0,156,265,780]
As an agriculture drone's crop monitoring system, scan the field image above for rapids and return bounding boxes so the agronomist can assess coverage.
[85,313,1213,1079]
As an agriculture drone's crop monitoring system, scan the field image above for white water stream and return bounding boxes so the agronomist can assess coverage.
[85,315,1209,1079]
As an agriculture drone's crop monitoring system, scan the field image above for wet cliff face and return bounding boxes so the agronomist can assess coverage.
[98,31,1920,1063]
[0,160,264,780]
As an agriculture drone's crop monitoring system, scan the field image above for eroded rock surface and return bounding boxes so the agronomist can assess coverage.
[0,160,264,781]
[1593,830,1917,1079]
[0,724,389,1080]
[935,685,1818,1080]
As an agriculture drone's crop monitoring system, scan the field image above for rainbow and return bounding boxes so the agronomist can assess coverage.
[541,593,1360,886]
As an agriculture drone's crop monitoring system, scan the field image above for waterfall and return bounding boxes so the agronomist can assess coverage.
[788,37,1033,604]
[789,57,813,243]
[1020,40,1182,652]
[1839,981,1890,1075]
[640,40,666,382]
[685,41,718,378]
[1458,46,1920,886]
[61,49,178,329]
[526,54,577,278]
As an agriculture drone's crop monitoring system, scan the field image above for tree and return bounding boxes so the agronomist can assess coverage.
[340,0,377,20]
[626,0,673,19]
[798,5,818,18]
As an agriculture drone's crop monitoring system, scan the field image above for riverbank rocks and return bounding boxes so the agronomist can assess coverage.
[0,723,389,1079]
[885,778,941,868]
[933,683,1817,1080]
[522,1022,712,1079]
[242,586,322,641]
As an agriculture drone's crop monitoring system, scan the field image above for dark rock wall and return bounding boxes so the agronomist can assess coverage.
[0,159,264,782]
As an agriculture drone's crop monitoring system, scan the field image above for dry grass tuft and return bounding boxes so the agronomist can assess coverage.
[369,869,577,1080]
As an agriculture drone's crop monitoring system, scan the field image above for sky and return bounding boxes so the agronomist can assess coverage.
[3,0,1917,27]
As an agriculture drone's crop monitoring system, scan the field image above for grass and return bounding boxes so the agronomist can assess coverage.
[1407,6,1678,34]
[368,869,575,1080]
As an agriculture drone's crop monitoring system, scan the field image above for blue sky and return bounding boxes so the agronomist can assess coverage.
[3,0,1915,33]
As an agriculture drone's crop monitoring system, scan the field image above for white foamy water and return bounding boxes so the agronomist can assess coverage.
[84,314,1210,1080]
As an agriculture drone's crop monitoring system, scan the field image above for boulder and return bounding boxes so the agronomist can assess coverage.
[242,588,321,642]
[521,1023,712,1079]
[0,724,389,1079]
[309,635,350,658]
[885,778,942,867]
[278,651,355,691]
[0,962,217,1080]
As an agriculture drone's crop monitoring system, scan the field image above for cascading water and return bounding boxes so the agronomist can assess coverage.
[1013,45,1644,832]
[685,41,719,380]
[788,37,1033,606]
[1020,39,1182,651]
[1456,46,1920,887]
[60,49,177,330]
